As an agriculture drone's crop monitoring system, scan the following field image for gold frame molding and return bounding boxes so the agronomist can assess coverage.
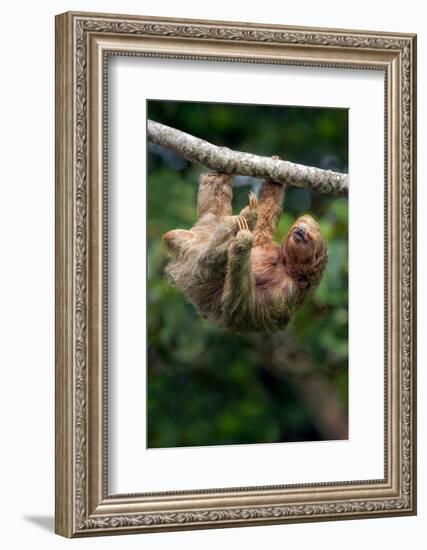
[55,11,417,538]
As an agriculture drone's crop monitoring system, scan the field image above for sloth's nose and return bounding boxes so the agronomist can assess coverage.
[293,226,308,243]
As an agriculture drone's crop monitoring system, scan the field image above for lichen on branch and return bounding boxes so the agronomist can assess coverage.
[147,119,348,197]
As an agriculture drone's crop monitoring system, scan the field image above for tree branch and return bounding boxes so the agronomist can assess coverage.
[147,119,348,197]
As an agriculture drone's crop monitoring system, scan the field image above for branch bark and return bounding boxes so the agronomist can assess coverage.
[147,119,348,197]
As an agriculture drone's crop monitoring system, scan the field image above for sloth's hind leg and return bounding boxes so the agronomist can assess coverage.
[197,215,243,277]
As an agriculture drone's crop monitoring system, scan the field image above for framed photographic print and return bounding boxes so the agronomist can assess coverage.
[55,11,417,537]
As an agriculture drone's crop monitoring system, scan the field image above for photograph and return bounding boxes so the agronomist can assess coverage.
[146,100,349,448]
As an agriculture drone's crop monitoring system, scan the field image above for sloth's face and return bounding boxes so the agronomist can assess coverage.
[283,215,327,266]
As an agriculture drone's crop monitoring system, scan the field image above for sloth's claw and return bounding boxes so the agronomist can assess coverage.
[237,215,249,232]
[248,191,258,210]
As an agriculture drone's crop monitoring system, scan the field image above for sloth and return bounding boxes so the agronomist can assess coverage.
[162,172,328,333]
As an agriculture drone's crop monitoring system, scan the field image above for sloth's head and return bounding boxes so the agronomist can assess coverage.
[282,215,328,283]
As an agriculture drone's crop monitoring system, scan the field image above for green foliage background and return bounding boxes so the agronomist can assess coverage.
[147,100,348,448]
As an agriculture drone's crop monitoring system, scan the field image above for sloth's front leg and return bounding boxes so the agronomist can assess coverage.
[197,216,240,278]
[220,216,255,323]
[197,193,257,278]
[238,191,258,230]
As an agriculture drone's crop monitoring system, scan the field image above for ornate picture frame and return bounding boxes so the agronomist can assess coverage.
[55,11,417,537]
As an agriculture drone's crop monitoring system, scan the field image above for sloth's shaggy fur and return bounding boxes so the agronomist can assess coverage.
[163,173,328,333]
